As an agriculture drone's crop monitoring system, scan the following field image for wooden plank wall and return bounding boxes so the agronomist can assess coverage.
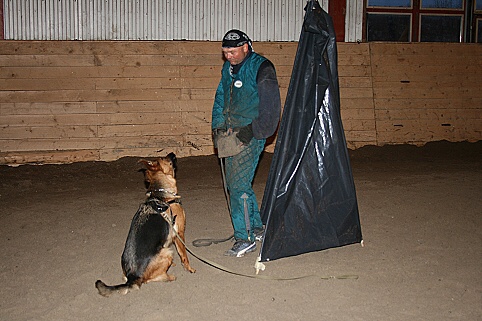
[371,43,482,145]
[338,43,377,148]
[0,41,480,165]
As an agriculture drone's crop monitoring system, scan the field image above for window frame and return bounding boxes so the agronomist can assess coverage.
[364,0,468,42]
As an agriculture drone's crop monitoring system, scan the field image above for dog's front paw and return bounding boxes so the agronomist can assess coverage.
[184,265,196,273]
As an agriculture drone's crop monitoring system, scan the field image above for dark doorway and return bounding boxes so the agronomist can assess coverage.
[329,0,346,42]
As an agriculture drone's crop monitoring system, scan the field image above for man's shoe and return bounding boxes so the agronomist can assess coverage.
[254,227,265,242]
[224,239,256,257]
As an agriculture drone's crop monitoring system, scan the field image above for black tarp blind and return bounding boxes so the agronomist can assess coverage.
[259,0,363,262]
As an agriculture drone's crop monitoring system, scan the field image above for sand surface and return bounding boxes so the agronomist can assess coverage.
[0,141,481,321]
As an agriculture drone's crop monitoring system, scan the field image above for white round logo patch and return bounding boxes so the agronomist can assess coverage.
[234,80,243,88]
[225,32,241,41]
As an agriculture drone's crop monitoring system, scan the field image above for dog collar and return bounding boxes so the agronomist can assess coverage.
[148,188,182,205]
[148,188,179,197]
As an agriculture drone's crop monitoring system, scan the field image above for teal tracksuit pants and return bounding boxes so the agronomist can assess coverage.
[224,138,266,241]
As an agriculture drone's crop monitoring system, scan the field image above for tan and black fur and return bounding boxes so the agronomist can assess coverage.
[95,152,195,297]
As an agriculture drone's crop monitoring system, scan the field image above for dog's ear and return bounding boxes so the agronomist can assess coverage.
[138,159,160,171]
[166,152,177,171]
[138,159,151,166]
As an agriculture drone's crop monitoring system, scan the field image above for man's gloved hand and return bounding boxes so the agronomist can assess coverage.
[236,123,253,145]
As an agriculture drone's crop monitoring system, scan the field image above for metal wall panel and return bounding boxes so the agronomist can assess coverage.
[3,0,328,41]
[345,0,363,42]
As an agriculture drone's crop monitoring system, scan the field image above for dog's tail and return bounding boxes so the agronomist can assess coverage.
[95,277,141,297]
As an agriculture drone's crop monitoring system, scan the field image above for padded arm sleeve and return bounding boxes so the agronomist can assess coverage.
[252,60,281,139]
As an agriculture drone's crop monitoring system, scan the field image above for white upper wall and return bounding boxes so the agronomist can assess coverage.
[4,0,314,41]
[3,0,363,42]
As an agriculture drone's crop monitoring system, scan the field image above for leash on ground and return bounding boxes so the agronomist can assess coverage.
[190,236,358,280]
[166,207,358,281]
[191,234,234,247]
[188,244,358,281]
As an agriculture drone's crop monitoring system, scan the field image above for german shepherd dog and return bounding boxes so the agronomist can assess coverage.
[95,152,195,297]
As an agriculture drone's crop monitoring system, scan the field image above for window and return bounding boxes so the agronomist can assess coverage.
[476,0,482,42]
[420,14,463,42]
[421,0,462,9]
[366,0,471,42]
[478,19,482,42]
[368,0,411,7]
[367,14,411,41]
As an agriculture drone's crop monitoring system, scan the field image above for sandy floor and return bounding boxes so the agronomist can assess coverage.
[0,141,481,321]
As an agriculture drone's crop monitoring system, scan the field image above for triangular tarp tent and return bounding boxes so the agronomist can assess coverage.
[259,1,362,262]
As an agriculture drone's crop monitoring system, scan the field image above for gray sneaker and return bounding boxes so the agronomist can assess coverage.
[224,240,256,257]
[254,227,265,242]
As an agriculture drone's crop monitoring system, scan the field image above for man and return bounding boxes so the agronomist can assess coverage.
[212,29,281,257]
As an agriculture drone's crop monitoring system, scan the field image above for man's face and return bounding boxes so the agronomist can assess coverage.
[222,43,249,65]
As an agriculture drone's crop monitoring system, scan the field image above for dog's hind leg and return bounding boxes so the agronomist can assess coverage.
[144,248,176,282]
